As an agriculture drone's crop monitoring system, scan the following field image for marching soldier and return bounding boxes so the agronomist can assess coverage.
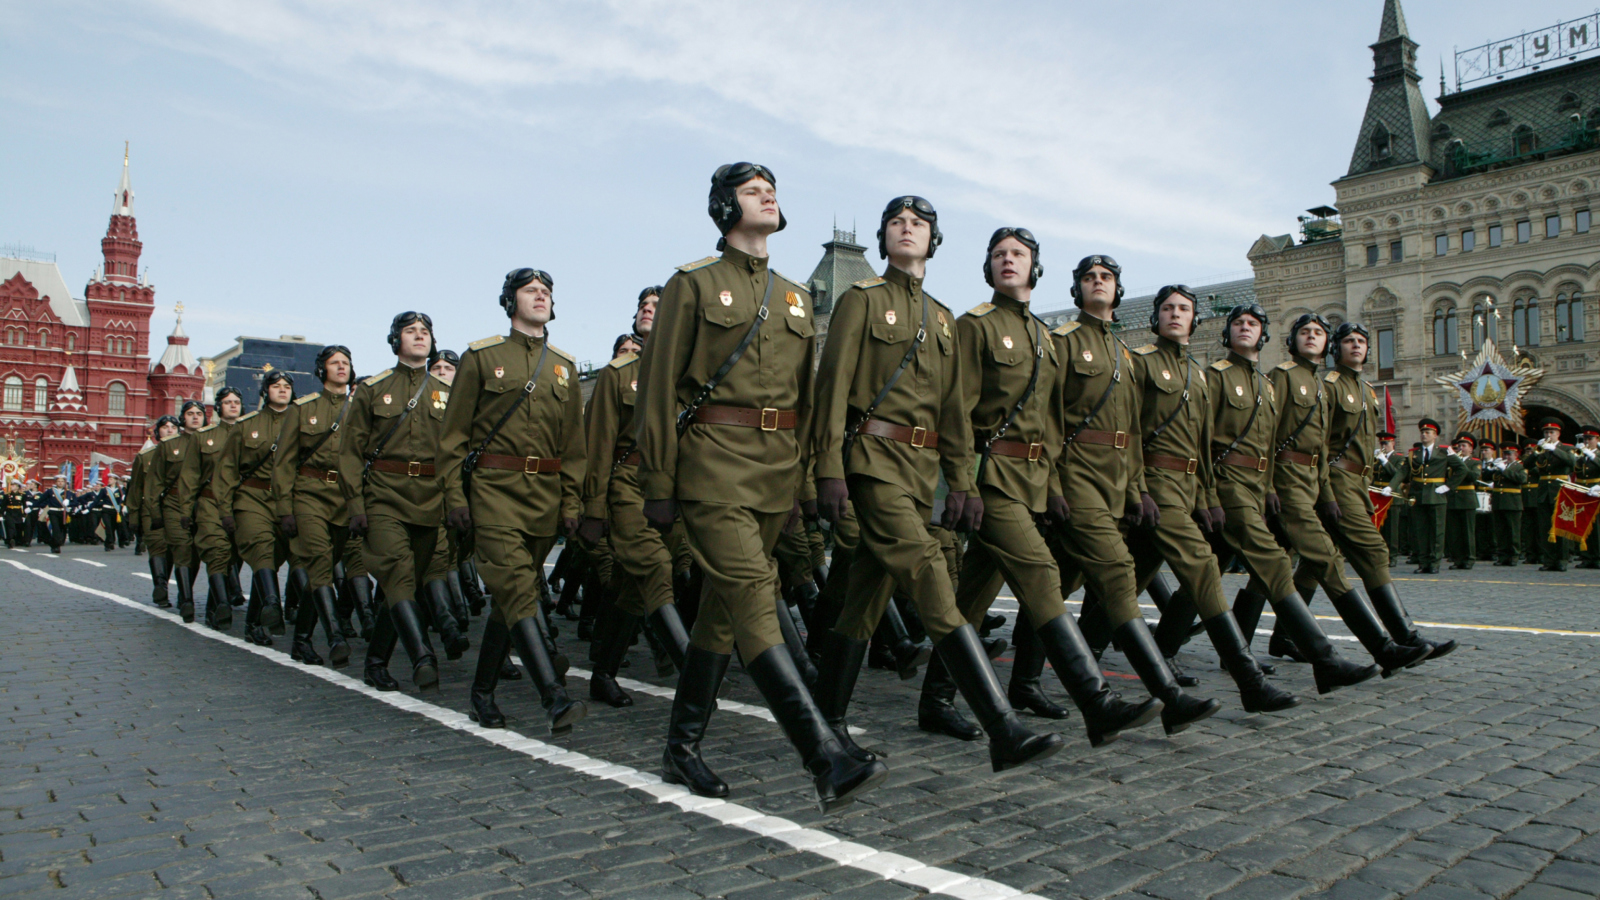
[637,162,888,810]
[217,372,295,645]
[809,196,1062,772]
[1398,419,1465,574]
[1522,439,1543,564]
[1487,441,1528,566]
[189,387,244,628]
[92,475,123,551]
[4,481,25,548]
[1475,441,1498,563]
[1524,418,1577,571]
[1573,426,1600,568]
[131,420,173,601]
[341,312,465,691]
[273,345,358,667]
[37,475,71,554]
[1445,433,1482,569]
[580,289,696,709]
[439,270,586,732]
[148,401,208,618]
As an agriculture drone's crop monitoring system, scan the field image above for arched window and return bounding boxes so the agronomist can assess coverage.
[1514,125,1536,156]
[1574,292,1587,343]
[2,376,21,410]
[1556,290,1584,343]
[106,336,114,353]
[34,378,47,411]
[1471,297,1499,346]
[66,333,75,351]
[37,329,48,348]
[107,382,126,416]
[1434,304,1459,355]
[1371,122,1392,160]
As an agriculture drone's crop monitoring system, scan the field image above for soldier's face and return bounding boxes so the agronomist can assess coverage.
[1295,323,1327,359]
[429,360,456,383]
[635,296,658,335]
[1588,436,1599,449]
[1380,440,1396,453]
[989,238,1032,291]
[183,408,206,429]
[1079,266,1116,305]
[220,395,242,420]
[1455,440,1472,455]
[1339,333,1367,366]
[323,353,352,387]
[399,322,432,359]
[883,212,932,261]
[1504,448,1518,461]
[515,281,553,326]
[616,338,642,358]
[735,178,780,234]
[266,380,293,407]
[1229,315,1261,350]
[1545,427,1562,442]
[1156,296,1194,343]
[158,423,179,440]
[1482,447,1497,461]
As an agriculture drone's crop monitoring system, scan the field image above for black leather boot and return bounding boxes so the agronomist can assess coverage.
[882,600,931,681]
[1203,613,1299,713]
[510,615,586,734]
[1075,592,1114,659]
[1035,613,1162,747]
[1115,618,1221,735]
[206,572,232,631]
[745,646,889,813]
[469,618,510,727]
[173,566,196,622]
[810,631,877,763]
[1271,592,1378,694]
[284,567,310,633]
[331,567,359,644]
[149,555,172,607]
[588,606,639,708]
[646,603,690,675]
[390,599,440,690]
[310,585,352,668]
[1008,621,1068,719]
[363,606,402,691]
[460,558,488,618]
[774,594,818,687]
[445,571,471,632]
[226,565,245,608]
[1228,585,1274,674]
[422,579,470,660]
[348,574,377,642]
[938,625,1066,771]
[1369,583,1457,663]
[252,566,283,634]
[662,646,730,798]
[1267,622,1308,663]
[1152,587,1199,659]
[1328,589,1432,677]
[289,596,325,665]
[641,614,676,676]
[918,650,983,740]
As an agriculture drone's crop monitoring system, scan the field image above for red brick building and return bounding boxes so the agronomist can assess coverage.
[0,150,204,485]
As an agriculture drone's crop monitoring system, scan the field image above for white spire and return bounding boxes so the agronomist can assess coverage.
[112,142,134,217]
[152,302,199,375]
[51,366,86,413]
[59,365,80,393]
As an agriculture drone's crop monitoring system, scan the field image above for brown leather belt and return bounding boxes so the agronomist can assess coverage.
[989,439,1046,461]
[1331,457,1372,477]
[692,405,797,430]
[370,459,436,477]
[614,447,642,467]
[200,487,217,501]
[476,454,563,474]
[242,477,272,492]
[1276,449,1318,467]
[1073,429,1130,449]
[299,465,340,485]
[856,418,939,450]
[1220,451,1270,472]
[1145,453,1198,475]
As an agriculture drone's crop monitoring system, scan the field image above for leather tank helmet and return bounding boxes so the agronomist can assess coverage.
[877,195,943,260]
[387,310,440,364]
[212,386,242,417]
[1221,303,1271,352]
[1285,312,1332,360]
[1070,254,1124,309]
[1149,284,1200,336]
[500,269,555,321]
[708,162,786,252]
[258,368,296,403]
[314,344,354,383]
[983,227,1043,289]
[1331,321,1371,365]
[178,399,207,428]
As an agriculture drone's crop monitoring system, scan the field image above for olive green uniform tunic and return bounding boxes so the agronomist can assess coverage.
[273,387,355,591]
[1397,444,1466,570]
[1445,457,1482,567]
[1487,455,1528,563]
[190,421,241,573]
[1319,365,1393,589]
[636,247,816,658]
[131,445,164,557]
[1524,441,1577,567]
[949,293,1067,631]
[1208,352,1302,601]
[438,330,585,627]
[810,266,972,644]
[216,407,292,572]
[340,363,453,609]
[150,431,201,569]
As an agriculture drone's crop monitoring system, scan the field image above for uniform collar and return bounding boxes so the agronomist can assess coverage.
[1227,350,1258,371]
[1157,336,1187,356]
[883,264,922,297]
[508,328,547,349]
[1336,363,1362,379]
[1292,354,1318,373]
[721,245,768,273]
[1077,312,1111,334]
[991,290,1030,316]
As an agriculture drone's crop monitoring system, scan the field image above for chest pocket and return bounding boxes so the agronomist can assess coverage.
[869,323,908,346]
[704,300,752,331]
[784,311,815,340]
[1147,366,1180,395]
[243,426,272,455]
[1069,345,1107,379]
[1224,377,1253,411]
[1337,388,1364,414]
[934,328,952,357]
[1289,378,1318,409]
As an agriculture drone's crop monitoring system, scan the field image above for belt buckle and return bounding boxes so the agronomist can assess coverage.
[1311,454,1320,467]
[760,408,780,431]
[910,426,928,448]
[1027,442,1044,462]
[1256,456,1269,472]
[524,456,542,474]
[1113,431,1128,450]
[407,461,422,477]
[1362,465,1372,478]
[1185,458,1198,475]
[323,470,339,485]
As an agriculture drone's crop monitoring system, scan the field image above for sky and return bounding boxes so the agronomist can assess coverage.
[0,0,1556,374]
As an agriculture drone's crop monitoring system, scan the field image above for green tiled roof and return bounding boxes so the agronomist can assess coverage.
[804,228,877,315]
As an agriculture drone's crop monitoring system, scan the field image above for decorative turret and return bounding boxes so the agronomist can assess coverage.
[146,302,205,418]
[51,366,86,414]
[1346,0,1433,176]
[102,143,142,285]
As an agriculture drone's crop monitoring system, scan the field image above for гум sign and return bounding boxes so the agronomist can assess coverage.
[1455,14,1600,89]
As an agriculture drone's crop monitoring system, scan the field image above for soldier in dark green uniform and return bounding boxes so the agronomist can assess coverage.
[1475,441,1498,563]
[1525,418,1577,571]
[1573,427,1600,568]
[1521,439,1543,563]
[188,388,244,629]
[1398,419,1466,573]
[637,163,887,811]
[810,196,1062,771]
[440,270,586,732]
[149,400,209,622]
[132,419,176,606]
[217,372,295,645]
[1488,442,1528,565]
[1444,433,1482,569]
[1372,431,1404,563]
[273,345,357,667]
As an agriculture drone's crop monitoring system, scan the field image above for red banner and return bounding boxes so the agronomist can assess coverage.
[1384,387,1396,436]
[1550,483,1600,549]
[1369,487,1393,529]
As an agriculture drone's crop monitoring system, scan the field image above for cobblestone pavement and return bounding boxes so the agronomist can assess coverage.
[3,544,1599,900]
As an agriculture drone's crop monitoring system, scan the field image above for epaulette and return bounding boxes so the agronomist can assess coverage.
[773,271,805,292]
[1275,360,1297,371]
[197,422,220,432]
[238,410,260,423]
[1132,343,1158,356]
[607,352,638,369]
[1051,321,1081,337]
[853,276,886,290]
[1210,359,1233,372]
[1324,370,1342,383]
[467,335,505,352]
[676,256,718,273]
[137,444,157,456]
[548,343,576,364]
[160,432,182,443]
[294,393,319,406]
[965,302,995,317]
[363,369,394,386]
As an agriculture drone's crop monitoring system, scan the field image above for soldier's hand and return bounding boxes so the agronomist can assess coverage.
[1138,493,1160,528]
[348,513,370,537]
[815,478,849,525]
[941,491,966,529]
[642,498,676,531]
[179,516,193,531]
[445,506,471,534]
[1316,501,1342,522]
[956,494,984,533]
[279,515,298,538]
[1046,495,1071,525]
[1207,506,1227,533]
[221,515,236,534]
[1265,493,1282,518]
[561,516,580,537]
[1433,485,1450,495]
[577,516,607,546]
[783,501,803,534]
[800,498,819,522]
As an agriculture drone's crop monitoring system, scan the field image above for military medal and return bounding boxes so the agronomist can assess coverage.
[1082,350,1093,362]
[1161,370,1170,380]
[630,380,637,392]
[1002,336,1013,349]
[251,431,259,439]
[1235,385,1244,397]
[382,394,392,405]
[938,310,950,337]
[1347,394,1355,403]
[309,416,318,425]
[885,309,897,325]
[494,366,504,379]
[786,291,804,318]
[555,364,569,386]
[206,438,214,446]
[719,290,733,307]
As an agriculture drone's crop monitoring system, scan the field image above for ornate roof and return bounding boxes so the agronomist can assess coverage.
[1429,56,1600,179]
[1346,0,1432,178]
[803,227,878,315]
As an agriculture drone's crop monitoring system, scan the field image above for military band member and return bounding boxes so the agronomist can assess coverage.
[1372,430,1404,562]
[187,387,244,628]
[4,481,27,548]
[638,162,887,810]
[1573,426,1600,568]
[810,196,1062,771]
[1486,441,1526,565]
[440,269,586,732]
[1522,439,1543,564]
[1443,433,1482,569]
[37,475,71,555]
[148,401,208,619]
[273,345,358,667]
[1474,440,1497,562]
[218,372,295,644]
[1524,418,1577,571]
[93,475,124,551]
[1400,419,1466,573]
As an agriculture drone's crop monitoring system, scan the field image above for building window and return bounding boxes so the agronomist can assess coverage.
[107,382,126,416]
[1377,327,1395,380]
[33,378,47,411]
[1547,215,1561,238]
[1389,240,1403,262]
[1434,305,1459,355]
[1514,126,1536,155]
[2,376,21,411]
[1366,245,1379,267]
[1435,234,1448,256]
[65,334,75,351]
[1489,224,1503,247]
[1556,291,1586,343]
[1371,123,1391,159]
[1517,220,1532,243]
[37,329,48,348]
[1575,292,1587,343]
[1462,229,1475,252]
[1580,210,1592,234]
[107,432,122,446]
[1472,299,1499,347]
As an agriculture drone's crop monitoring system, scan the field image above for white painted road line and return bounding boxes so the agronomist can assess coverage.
[74,558,107,567]
[8,560,1006,898]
